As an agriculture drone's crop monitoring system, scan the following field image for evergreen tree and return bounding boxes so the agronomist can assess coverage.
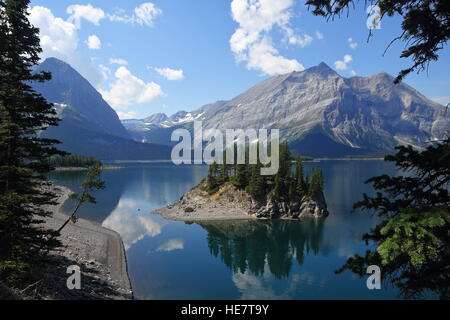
[272,142,291,200]
[220,150,229,183]
[337,140,450,299]
[308,0,450,299]
[206,161,219,193]
[0,0,65,283]
[233,164,248,189]
[293,156,306,200]
[58,162,105,233]
[247,161,266,200]
[308,168,324,198]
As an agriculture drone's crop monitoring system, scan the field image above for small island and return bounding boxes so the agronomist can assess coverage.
[155,143,329,221]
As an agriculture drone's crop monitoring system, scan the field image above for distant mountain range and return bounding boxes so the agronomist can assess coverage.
[123,62,449,158]
[33,58,171,160]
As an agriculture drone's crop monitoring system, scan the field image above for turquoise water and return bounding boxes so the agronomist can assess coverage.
[48,160,402,300]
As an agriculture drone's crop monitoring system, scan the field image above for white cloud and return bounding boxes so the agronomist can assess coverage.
[229,0,304,76]
[107,2,162,27]
[29,6,78,57]
[99,64,111,81]
[349,70,357,76]
[156,239,184,252]
[86,34,101,50]
[316,30,324,40]
[247,37,303,75]
[29,6,104,87]
[348,37,358,50]
[283,26,313,47]
[134,2,162,27]
[334,54,353,70]
[100,66,164,110]
[109,58,128,66]
[117,111,139,120]
[67,4,105,28]
[154,67,185,81]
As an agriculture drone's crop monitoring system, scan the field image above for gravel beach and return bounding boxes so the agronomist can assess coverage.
[37,184,133,300]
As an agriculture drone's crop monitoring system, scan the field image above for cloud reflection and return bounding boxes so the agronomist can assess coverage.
[156,239,185,252]
[102,198,165,250]
[232,263,325,300]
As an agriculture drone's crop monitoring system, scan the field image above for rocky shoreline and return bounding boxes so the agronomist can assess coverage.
[35,184,133,300]
[154,183,329,222]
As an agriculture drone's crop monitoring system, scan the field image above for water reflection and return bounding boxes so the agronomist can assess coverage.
[200,220,328,279]
[47,161,402,299]
[102,202,165,250]
[156,239,185,252]
[232,269,325,300]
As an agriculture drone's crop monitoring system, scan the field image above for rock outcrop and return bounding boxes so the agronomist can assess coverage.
[255,191,329,219]
[154,182,329,221]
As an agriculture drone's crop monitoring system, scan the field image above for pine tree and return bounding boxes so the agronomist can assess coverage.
[0,0,65,282]
[247,161,266,199]
[292,156,306,200]
[220,150,229,183]
[272,142,291,200]
[234,164,248,189]
[206,161,219,193]
[337,140,450,299]
[308,168,324,198]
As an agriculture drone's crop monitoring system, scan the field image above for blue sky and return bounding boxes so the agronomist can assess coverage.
[29,0,450,119]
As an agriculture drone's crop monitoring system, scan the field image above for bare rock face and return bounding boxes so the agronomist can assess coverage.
[124,62,449,157]
[255,192,329,219]
[298,195,329,219]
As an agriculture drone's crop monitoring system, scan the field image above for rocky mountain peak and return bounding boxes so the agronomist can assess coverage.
[144,113,168,124]
[305,62,338,77]
[122,63,449,157]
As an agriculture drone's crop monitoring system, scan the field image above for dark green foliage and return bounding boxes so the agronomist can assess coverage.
[233,164,248,189]
[337,138,450,299]
[203,220,325,279]
[0,0,65,283]
[307,0,450,300]
[294,156,307,199]
[204,143,325,203]
[47,155,101,168]
[308,168,324,198]
[206,161,220,194]
[246,161,266,200]
[220,151,229,184]
[271,143,292,201]
[305,0,450,83]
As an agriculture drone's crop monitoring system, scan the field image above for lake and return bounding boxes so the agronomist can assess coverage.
[48,160,402,300]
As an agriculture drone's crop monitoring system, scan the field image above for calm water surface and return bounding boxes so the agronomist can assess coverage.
[48,160,402,300]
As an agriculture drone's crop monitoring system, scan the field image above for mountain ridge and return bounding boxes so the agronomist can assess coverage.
[124,62,449,157]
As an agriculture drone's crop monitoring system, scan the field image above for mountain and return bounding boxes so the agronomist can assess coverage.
[124,63,449,157]
[33,58,171,160]
[122,113,169,142]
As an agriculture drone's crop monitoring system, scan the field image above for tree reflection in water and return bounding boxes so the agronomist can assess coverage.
[199,220,326,279]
